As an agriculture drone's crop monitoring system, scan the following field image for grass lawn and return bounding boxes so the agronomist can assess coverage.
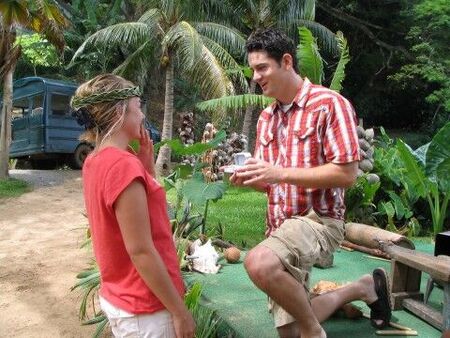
[0,177,30,199]
[166,185,267,248]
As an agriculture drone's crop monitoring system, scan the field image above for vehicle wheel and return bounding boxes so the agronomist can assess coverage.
[71,143,93,169]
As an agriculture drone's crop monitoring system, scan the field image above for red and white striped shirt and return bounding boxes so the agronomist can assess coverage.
[254,78,360,236]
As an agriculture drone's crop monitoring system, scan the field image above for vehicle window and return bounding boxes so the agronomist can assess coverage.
[31,94,44,116]
[12,97,29,119]
[51,94,71,116]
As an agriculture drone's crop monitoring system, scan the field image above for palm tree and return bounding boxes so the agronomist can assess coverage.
[0,0,67,179]
[72,0,248,177]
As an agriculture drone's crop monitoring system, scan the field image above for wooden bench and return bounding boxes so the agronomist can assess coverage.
[379,241,450,331]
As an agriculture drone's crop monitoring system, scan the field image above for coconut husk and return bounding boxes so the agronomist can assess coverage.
[345,222,415,250]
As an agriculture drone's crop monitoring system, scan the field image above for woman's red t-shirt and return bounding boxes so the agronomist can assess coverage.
[82,147,184,314]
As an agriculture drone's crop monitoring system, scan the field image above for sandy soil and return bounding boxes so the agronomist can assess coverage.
[0,170,96,337]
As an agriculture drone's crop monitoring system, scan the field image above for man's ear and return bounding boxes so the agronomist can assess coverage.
[282,53,294,70]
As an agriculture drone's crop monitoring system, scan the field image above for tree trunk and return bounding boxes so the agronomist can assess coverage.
[241,79,257,138]
[0,68,14,179]
[155,59,174,177]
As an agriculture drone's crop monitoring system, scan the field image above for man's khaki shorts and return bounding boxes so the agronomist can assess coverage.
[259,209,345,328]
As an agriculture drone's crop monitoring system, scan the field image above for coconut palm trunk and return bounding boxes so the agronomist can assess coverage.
[241,79,257,138]
[155,59,175,177]
[0,68,14,179]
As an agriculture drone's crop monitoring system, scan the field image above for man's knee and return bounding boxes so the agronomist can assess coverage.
[244,246,283,287]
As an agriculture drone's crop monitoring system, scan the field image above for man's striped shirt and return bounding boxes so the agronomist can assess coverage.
[254,78,360,236]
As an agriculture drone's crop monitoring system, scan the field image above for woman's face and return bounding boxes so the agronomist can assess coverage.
[122,96,145,139]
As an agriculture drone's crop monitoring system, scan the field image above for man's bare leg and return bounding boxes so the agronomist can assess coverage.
[245,246,326,338]
[311,274,380,324]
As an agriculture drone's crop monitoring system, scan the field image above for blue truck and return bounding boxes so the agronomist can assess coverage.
[6,77,160,169]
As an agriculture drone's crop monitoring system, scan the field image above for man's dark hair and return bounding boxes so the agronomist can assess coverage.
[246,28,299,73]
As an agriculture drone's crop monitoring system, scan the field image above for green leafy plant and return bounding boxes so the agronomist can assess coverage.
[162,130,229,236]
[15,33,60,75]
[374,123,449,235]
[345,174,380,223]
[395,122,450,234]
[375,191,419,236]
[71,262,108,338]
[184,282,221,338]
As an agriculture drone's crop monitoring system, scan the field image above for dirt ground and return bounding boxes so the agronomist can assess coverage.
[0,170,95,337]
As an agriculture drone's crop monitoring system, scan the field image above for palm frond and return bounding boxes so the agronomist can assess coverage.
[113,40,156,86]
[197,94,273,113]
[193,22,246,56]
[160,0,177,20]
[92,315,109,338]
[0,0,30,27]
[163,21,203,69]
[201,36,248,92]
[182,0,239,23]
[36,0,68,28]
[296,20,338,56]
[277,0,316,36]
[34,0,68,53]
[330,31,350,92]
[137,7,163,34]
[184,45,235,102]
[297,26,324,85]
[70,22,152,63]
[83,0,98,27]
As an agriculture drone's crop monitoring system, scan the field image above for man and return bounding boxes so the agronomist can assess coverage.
[231,28,391,338]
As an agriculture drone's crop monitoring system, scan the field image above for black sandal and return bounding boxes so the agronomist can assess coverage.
[368,268,392,329]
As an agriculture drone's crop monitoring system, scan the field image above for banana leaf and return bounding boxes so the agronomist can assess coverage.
[329,31,350,92]
[396,140,431,199]
[297,26,323,85]
[425,121,450,193]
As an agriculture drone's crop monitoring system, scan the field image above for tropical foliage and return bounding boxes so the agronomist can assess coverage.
[370,124,450,235]
[15,33,60,76]
[162,130,228,236]
[71,0,248,176]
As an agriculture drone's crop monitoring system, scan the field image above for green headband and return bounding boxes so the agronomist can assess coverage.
[71,86,142,109]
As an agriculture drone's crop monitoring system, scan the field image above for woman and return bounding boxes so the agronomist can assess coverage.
[71,74,195,338]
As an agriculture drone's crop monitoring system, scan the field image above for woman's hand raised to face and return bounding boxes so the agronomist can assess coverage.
[136,123,156,176]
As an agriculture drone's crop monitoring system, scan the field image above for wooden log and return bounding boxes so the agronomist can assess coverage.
[341,240,391,259]
[345,222,415,249]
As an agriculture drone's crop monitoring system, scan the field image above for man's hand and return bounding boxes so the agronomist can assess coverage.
[172,309,196,338]
[135,124,155,176]
[231,158,280,188]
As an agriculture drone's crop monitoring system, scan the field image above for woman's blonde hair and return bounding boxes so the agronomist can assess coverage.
[71,74,137,146]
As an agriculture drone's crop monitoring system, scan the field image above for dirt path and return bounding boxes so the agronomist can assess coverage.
[0,170,95,337]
